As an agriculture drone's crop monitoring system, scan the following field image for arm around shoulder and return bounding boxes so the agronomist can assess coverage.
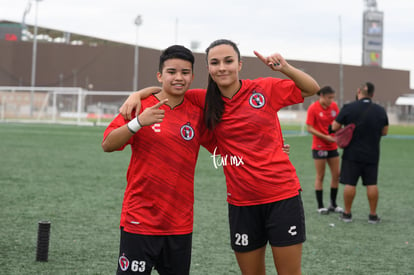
[119,86,161,120]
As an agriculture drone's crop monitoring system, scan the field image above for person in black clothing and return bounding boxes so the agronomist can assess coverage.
[331,82,388,224]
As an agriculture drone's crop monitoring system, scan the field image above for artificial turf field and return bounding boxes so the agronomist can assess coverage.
[0,123,413,274]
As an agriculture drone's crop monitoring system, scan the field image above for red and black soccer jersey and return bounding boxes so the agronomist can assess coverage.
[306,100,339,150]
[184,89,217,154]
[190,78,304,206]
[103,94,207,235]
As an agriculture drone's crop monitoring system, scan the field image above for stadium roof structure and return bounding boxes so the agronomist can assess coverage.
[0,20,127,47]
[395,93,414,106]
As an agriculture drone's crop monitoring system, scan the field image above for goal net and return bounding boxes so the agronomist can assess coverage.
[0,86,131,125]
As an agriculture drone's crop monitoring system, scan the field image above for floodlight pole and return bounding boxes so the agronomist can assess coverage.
[339,15,344,107]
[30,0,43,117]
[175,18,178,44]
[133,15,142,92]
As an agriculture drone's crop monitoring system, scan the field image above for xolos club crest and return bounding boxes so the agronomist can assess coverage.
[180,123,195,141]
[119,254,129,272]
[249,91,265,109]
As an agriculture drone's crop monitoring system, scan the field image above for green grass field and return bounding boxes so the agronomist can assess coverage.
[0,123,413,274]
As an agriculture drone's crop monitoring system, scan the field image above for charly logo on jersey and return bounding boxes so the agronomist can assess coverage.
[152,123,161,133]
[180,123,195,141]
[119,254,130,271]
[249,91,265,109]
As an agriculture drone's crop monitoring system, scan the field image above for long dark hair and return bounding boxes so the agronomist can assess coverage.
[204,39,240,130]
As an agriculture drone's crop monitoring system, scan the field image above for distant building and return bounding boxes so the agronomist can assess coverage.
[0,20,412,110]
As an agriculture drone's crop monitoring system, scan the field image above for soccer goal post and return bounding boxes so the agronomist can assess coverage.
[0,86,132,125]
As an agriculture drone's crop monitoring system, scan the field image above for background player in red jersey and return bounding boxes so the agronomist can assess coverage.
[102,45,211,275]
[120,39,319,275]
[306,86,343,215]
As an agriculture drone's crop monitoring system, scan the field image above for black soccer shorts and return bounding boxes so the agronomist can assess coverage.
[340,159,379,186]
[228,195,306,253]
[312,149,339,159]
[117,228,192,275]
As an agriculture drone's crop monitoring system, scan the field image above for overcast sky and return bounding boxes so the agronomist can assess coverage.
[1,0,414,89]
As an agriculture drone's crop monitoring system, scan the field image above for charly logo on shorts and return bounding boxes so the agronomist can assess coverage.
[249,91,265,109]
[317,150,328,157]
[288,225,297,236]
[119,254,130,271]
[181,123,195,141]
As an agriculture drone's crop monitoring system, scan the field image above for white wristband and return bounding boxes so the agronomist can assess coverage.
[127,117,142,134]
